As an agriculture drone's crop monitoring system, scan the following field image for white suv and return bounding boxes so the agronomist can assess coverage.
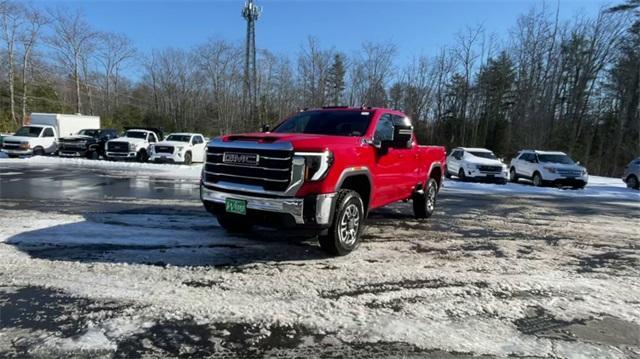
[509,150,588,189]
[446,147,508,183]
[149,133,206,165]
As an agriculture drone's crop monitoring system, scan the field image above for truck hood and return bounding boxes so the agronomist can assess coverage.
[154,141,189,147]
[2,135,36,143]
[217,133,361,152]
[60,135,93,141]
[109,137,147,145]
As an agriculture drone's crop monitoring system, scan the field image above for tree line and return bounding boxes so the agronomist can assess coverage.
[0,1,638,176]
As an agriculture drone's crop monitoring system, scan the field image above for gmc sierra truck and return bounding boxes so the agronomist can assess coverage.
[200,107,446,255]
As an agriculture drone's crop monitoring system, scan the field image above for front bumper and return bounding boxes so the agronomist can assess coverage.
[200,184,336,227]
[59,150,87,157]
[465,169,509,181]
[150,152,184,163]
[541,172,588,186]
[1,148,32,155]
[106,151,137,159]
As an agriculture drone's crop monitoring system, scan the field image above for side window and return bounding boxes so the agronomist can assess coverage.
[198,136,205,144]
[374,114,394,143]
[43,128,55,137]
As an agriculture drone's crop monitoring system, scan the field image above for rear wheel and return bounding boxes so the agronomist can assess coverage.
[532,172,543,187]
[319,190,364,256]
[626,175,639,190]
[510,168,518,183]
[413,178,438,219]
[216,213,251,233]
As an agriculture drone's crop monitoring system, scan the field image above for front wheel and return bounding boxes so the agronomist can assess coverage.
[33,147,45,156]
[413,178,438,219]
[532,172,543,187]
[510,168,518,183]
[136,150,148,163]
[184,152,192,165]
[444,166,451,179]
[458,168,466,181]
[627,175,639,190]
[319,190,364,256]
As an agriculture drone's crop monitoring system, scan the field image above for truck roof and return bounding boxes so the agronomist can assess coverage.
[455,147,493,152]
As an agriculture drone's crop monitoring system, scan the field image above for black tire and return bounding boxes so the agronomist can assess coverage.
[532,172,543,187]
[136,150,148,163]
[319,190,364,256]
[444,166,451,179]
[458,168,466,181]
[626,175,639,190]
[184,152,192,165]
[510,168,518,183]
[87,150,99,160]
[413,178,438,219]
[33,147,45,156]
[216,213,251,233]
[572,184,585,190]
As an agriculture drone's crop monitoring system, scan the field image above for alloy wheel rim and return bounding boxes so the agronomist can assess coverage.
[339,204,360,247]
[426,185,436,212]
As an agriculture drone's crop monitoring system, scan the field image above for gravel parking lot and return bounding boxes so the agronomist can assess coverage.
[1,158,639,358]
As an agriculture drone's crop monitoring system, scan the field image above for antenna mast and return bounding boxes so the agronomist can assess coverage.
[242,0,261,128]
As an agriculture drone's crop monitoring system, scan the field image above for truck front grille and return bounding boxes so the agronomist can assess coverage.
[107,142,129,153]
[204,146,292,192]
[478,165,502,173]
[558,169,582,177]
[2,141,21,150]
[155,146,174,154]
[60,141,86,150]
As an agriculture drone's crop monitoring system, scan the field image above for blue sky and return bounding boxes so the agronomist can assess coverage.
[37,0,609,72]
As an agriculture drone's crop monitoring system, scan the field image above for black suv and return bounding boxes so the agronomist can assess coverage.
[58,129,119,159]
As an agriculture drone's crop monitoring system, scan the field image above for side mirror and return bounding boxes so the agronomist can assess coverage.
[261,124,270,133]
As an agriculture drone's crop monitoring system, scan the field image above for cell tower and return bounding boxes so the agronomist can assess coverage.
[242,0,261,125]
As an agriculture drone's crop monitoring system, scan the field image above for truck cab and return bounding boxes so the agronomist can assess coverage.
[201,107,446,255]
[1,125,57,157]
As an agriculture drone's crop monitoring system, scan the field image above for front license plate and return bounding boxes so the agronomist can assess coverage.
[225,198,247,215]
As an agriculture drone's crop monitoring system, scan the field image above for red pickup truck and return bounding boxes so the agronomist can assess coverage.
[200,107,446,255]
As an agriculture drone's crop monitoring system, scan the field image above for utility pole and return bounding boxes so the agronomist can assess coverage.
[242,0,261,129]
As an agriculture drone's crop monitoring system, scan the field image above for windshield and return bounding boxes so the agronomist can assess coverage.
[165,135,191,142]
[78,129,100,137]
[538,154,574,164]
[272,110,371,136]
[469,151,497,159]
[14,126,43,137]
[124,131,147,139]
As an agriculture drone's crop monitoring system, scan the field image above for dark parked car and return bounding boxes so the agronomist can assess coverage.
[58,128,119,159]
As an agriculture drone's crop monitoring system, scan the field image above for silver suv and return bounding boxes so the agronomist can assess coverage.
[623,157,640,190]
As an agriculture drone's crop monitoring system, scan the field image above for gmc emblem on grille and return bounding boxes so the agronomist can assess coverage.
[222,152,259,166]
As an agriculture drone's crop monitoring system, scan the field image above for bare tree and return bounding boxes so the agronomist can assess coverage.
[1,1,24,125]
[47,8,98,113]
[19,5,48,121]
[97,32,135,113]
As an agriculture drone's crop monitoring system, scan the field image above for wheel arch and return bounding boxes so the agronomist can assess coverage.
[336,168,373,213]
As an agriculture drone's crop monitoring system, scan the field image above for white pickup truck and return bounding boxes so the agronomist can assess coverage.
[0,113,100,157]
[105,127,163,162]
[149,133,206,165]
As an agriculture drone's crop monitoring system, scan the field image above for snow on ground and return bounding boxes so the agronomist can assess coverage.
[0,155,203,179]
[1,157,639,357]
[443,175,638,200]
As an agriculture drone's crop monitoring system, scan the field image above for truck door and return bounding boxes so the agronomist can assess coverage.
[371,114,415,206]
[42,127,57,153]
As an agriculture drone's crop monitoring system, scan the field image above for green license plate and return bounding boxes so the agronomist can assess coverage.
[225,198,247,215]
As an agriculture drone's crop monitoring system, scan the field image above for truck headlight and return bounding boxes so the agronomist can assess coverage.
[176,146,184,152]
[543,166,557,173]
[295,151,333,181]
[149,145,155,153]
[129,143,136,151]
[582,168,588,176]
[20,141,30,149]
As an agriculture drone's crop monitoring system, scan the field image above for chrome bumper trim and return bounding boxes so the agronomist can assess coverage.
[200,186,336,225]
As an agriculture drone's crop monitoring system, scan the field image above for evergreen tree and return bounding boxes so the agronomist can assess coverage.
[327,53,346,106]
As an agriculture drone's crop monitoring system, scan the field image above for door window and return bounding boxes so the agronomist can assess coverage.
[374,114,394,143]
[43,128,55,137]
[148,133,157,143]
